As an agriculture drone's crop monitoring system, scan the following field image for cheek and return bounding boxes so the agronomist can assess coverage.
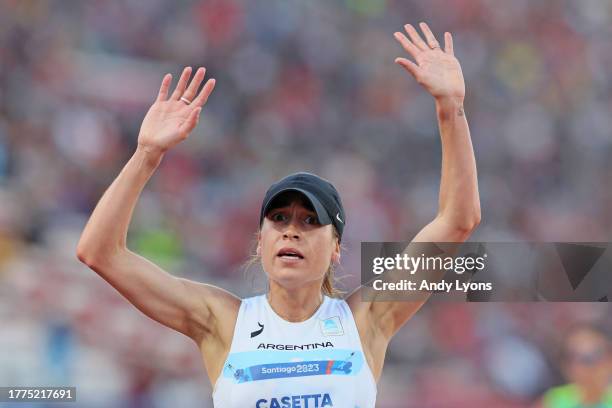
[260,236,276,260]
[258,229,276,261]
[312,235,335,264]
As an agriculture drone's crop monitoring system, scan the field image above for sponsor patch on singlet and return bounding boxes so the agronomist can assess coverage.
[223,349,365,383]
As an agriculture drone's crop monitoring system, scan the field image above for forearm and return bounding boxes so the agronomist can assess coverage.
[77,146,164,263]
[435,96,480,230]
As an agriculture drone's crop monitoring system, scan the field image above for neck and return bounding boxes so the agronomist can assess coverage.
[267,282,324,322]
[578,381,608,405]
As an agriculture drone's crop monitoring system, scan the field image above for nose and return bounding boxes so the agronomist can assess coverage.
[282,216,301,240]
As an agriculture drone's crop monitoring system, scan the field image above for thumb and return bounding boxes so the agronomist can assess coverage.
[395,57,420,78]
[178,107,202,136]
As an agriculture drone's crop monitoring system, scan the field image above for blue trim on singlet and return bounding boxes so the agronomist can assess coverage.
[222,349,366,383]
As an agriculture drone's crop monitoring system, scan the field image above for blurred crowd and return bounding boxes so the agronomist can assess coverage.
[1,0,611,406]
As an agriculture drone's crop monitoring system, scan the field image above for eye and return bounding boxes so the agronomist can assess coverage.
[304,215,319,225]
[271,212,287,222]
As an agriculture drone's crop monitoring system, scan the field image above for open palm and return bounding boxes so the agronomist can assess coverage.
[394,22,465,101]
[138,66,216,153]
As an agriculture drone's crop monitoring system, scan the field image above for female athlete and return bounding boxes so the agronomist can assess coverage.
[77,22,480,407]
[541,323,612,408]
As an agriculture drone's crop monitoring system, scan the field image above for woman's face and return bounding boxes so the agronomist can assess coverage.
[258,192,340,290]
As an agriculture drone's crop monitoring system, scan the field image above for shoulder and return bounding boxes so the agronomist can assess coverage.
[343,289,388,382]
[345,288,373,329]
[181,280,242,343]
[344,289,381,347]
[207,285,242,319]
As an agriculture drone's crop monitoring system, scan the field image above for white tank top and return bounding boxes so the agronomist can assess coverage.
[212,294,377,408]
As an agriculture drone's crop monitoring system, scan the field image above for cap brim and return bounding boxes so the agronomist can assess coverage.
[262,188,332,226]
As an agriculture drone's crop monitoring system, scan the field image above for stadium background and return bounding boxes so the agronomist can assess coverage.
[1,0,611,406]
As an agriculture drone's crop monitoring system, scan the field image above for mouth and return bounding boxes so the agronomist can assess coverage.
[277,247,305,260]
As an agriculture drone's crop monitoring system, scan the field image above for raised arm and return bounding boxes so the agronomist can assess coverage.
[76,67,238,345]
[348,23,480,344]
[396,23,480,242]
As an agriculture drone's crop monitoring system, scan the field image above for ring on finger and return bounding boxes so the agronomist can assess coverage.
[180,96,192,104]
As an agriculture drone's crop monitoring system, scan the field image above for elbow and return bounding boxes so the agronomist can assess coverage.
[76,236,98,266]
[76,233,95,265]
[454,210,481,237]
[76,242,90,264]
[76,243,123,268]
[466,209,481,231]
[439,208,480,241]
[76,247,98,267]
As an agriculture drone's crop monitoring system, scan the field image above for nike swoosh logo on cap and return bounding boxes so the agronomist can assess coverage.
[336,213,343,223]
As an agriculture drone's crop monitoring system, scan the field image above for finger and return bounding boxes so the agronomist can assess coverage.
[182,67,206,101]
[193,78,216,107]
[394,32,421,60]
[419,22,440,50]
[395,57,421,78]
[404,23,428,51]
[156,74,172,101]
[179,107,202,136]
[170,67,193,100]
[444,32,454,55]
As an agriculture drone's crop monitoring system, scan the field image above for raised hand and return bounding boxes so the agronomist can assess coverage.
[394,22,465,102]
[138,67,216,154]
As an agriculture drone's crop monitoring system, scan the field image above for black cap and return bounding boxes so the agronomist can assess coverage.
[259,172,346,240]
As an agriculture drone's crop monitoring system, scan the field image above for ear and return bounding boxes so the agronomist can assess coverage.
[331,240,341,264]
